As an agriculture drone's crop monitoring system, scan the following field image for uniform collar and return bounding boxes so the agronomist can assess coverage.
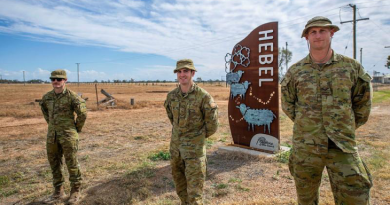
[304,49,339,65]
[177,83,196,97]
[53,87,67,96]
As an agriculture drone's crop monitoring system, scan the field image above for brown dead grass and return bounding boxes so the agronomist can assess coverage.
[0,83,389,205]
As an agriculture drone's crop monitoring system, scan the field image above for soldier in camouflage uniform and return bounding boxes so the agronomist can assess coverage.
[40,69,87,204]
[281,16,373,205]
[164,59,219,205]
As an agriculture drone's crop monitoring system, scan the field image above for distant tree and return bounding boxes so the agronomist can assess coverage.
[196,77,202,82]
[278,47,293,82]
[386,55,390,69]
[93,80,98,83]
[27,79,44,83]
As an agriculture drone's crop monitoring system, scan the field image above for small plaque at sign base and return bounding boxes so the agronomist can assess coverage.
[250,134,278,153]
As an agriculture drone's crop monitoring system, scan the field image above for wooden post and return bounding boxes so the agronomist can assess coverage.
[130,98,135,105]
[95,84,99,110]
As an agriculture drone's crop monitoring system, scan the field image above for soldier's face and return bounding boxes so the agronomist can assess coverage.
[51,78,67,90]
[176,69,195,85]
[305,27,334,51]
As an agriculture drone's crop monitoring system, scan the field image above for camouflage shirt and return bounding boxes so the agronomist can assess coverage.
[40,87,87,140]
[281,51,372,154]
[164,83,219,159]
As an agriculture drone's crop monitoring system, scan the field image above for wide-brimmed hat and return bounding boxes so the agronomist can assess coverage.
[174,59,197,73]
[50,69,67,79]
[301,16,340,38]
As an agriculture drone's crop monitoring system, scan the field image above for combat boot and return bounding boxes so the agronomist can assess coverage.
[67,186,81,205]
[43,185,66,204]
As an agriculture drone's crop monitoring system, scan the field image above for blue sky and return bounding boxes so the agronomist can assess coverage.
[0,0,389,82]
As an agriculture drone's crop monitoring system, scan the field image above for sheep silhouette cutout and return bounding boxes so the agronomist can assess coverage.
[230,81,250,99]
[226,70,244,85]
[236,103,276,133]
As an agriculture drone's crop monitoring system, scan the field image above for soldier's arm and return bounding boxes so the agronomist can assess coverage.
[39,96,49,124]
[164,96,173,125]
[203,94,219,138]
[352,65,372,128]
[73,96,87,132]
[281,71,297,121]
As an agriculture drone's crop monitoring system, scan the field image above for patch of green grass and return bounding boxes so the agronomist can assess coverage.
[148,151,171,161]
[10,171,24,183]
[272,170,280,180]
[214,183,228,189]
[219,136,227,143]
[206,139,214,149]
[228,177,242,183]
[373,90,390,104]
[235,184,250,192]
[0,175,10,187]
[0,189,18,198]
[367,151,387,170]
[276,149,291,163]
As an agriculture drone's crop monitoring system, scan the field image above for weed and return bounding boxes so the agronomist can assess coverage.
[214,183,228,189]
[272,170,280,180]
[276,149,291,163]
[0,175,10,187]
[219,136,227,143]
[1,189,18,198]
[11,171,24,182]
[235,184,250,192]
[228,177,242,183]
[206,139,214,149]
[148,151,171,161]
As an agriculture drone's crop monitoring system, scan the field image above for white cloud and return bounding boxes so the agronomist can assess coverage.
[0,0,389,80]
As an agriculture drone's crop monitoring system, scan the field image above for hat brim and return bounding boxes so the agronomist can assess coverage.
[301,24,340,38]
[173,66,197,73]
[50,75,67,79]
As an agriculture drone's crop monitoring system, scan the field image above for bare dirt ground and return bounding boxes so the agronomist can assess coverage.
[0,83,389,205]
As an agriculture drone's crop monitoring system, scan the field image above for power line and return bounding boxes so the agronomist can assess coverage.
[340,4,369,59]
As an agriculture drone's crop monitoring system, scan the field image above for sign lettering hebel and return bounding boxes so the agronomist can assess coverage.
[258,29,275,87]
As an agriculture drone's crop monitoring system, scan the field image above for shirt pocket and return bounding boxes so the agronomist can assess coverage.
[170,100,180,124]
[332,68,353,104]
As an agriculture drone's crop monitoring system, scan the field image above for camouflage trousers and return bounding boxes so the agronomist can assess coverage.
[46,132,82,189]
[171,154,206,205]
[289,147,372,205]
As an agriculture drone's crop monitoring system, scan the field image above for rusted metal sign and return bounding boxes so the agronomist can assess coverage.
[227,22,279,153]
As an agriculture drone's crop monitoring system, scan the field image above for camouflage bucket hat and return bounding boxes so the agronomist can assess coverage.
[174,59,197,73]
[50,69,67,79]
[301,16,340,38]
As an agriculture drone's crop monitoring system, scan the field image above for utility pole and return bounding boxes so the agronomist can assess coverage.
[23,71,25,86]
[340,4,369,59]
[360,48,363,64]
[76,63,80,87]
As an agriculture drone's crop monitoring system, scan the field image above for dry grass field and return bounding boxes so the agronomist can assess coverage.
[0,83,390,205]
